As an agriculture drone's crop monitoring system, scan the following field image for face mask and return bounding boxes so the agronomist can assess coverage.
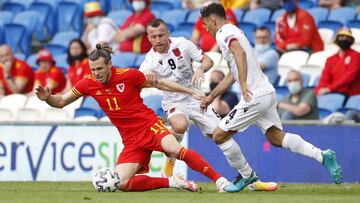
[88,16,101,26]
[284,1,296,13]
[210,82,219,91]
[287,81,302,94]
[255,44,270,53]
[336,39,352,50]
[132,1,146,12]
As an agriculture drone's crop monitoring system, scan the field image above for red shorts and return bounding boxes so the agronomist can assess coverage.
[117,118,171,174]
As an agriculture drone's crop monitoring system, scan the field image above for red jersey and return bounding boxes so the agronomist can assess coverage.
[67,59,91,86]
[35,66,66,94]
[275,8,324,52]
[194,9,238,52]
[72,67,157,144]
[119,7,155,53]
[0,58,34,95]
[315,49,360,96]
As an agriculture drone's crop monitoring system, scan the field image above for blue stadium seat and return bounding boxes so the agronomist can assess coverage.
[337,95,360,113]
[160,9,188,31]
[35,0,58,8]
[242,8,271,26]
[0,11,14,27]
[112,53,138,68]
[44,31,79,56]
[81,96,102,114]
[318,21,343,33]
[276,86,289,101]
[61,0,84,6]
[4,11,39,55]
[134,54,146,68]
[14,53,26,60]
[177,9,199,32]
[308,7,329,25]
[143,95,163,116]
[239,22,257,45]
[26,53,39,71]
[2,2,26,14]
[75,107,99,118]
[30,2,56,41]
[54,53,69,70]
[348,20,360,29]
[232,9,244,23]
[107,10,132,27]
[327,7,356,25]
[109,0,131,11]
[0,27,4,44]
[150,1,174,13]
[298,0,314,9]
[57,2,83,33]
[171,30,192,40]
[264,21,275,38]
[270,9,284,22]
[318,93,346,112]
[318,108,332,119]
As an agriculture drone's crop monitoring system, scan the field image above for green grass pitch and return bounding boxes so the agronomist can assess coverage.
[0,182,359,203]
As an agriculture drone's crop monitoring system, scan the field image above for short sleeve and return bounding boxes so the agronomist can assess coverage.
[137,10,155,27]
[128,68,149,88]
[72,78,89,98]
[139,52,154,72]
[183,39,203,62]
[15,61,33,78]
[217,30,237,50]
[300,90,317,109]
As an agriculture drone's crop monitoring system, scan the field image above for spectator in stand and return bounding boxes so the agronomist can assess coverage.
[209,70,239,117]
[319,0,344,10]
[113,0,155,53]
[0,45,34,96]
[66,39,91,88]
[82,1,118,50]
[191,9,237,52]
[315,28,360,97]
[278,70,319,120]
[34,50,66,95]
[249,0,282,11]
[254,26,279,85]
[275,0,324,53]
[183,0,249,9]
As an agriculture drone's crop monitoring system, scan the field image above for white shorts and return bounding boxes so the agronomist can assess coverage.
[219,92,283,134]
[163,102,220,136]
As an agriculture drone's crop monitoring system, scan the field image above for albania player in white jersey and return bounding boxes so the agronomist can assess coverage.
[140,19,275,191]
[199,3,343,193]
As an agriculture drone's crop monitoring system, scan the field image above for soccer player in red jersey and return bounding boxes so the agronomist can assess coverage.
[35,43,230,192]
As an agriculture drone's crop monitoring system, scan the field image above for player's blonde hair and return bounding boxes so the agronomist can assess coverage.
[89,43,114,64]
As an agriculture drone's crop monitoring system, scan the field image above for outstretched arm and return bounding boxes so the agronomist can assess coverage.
[35,85,79,108]
[151,79,204,100]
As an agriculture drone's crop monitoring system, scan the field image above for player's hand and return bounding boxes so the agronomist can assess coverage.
[190,89,205,100]
[144,71,157,85]
[1,60,12,74]
[241,83,253,103]
[35,85,51,101]
[191,69,205,87]
[318,87,330,95]
[200,94,215,114]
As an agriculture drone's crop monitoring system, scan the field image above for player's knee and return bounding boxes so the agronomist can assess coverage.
[212,131,227,144]
[269,139,282,147]
[171,124,187,134]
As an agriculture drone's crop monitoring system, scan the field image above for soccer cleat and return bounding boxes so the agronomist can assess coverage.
[225,171,259,193]
[322,149,343,184]
[171,174,200,192]
[162,158,175,177]
[215,177,230,193]
[247,181,278,191]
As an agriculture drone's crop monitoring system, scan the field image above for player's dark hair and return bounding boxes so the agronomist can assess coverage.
[200,3,226,19]
[147,18,167,29]
[256,26,271,35]
[89,43,114,64]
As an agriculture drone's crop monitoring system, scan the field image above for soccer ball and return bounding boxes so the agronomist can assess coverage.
[92,167,120,192]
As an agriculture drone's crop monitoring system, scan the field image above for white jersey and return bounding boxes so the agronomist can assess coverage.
[216,23,275,101]
[140,37,203,107]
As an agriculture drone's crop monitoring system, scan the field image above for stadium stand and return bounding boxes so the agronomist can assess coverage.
[107,10,132,27]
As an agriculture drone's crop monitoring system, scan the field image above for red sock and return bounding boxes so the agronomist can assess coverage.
[177,147,221,182]
[124,175,169,191]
